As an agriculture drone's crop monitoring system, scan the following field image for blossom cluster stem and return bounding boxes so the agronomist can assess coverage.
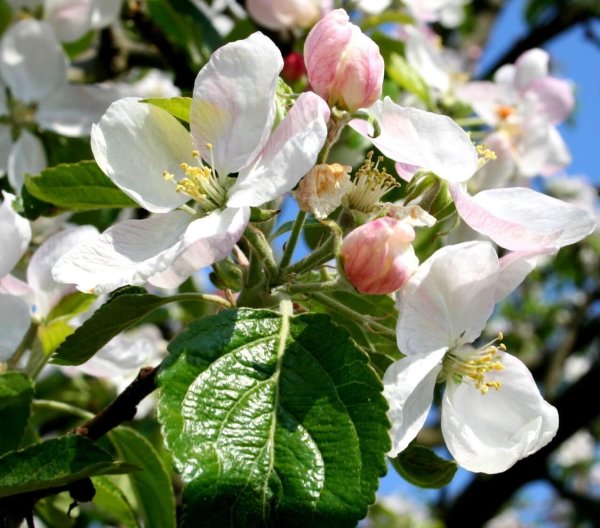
[307,292,397,340]
[278,210,307,271]
[275,278,345,295]
[244,225,279,278]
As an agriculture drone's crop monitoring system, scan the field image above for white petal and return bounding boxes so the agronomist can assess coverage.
[451,185,597,251]
[44,0,93,42]
[442,353,558,473]
[539,126,571,176]
[91,97,194,213]
[351,97,478,182]
[0,19,67,103]
[148,207,249,289]
[52,211,194,294]
[0,294,31,362]
[90,0,122,28]
[0,274,33,297]
[227,92,329,207]
[190,32,283,175]
[383,349,445,456]
[27,225,99,318]
[0,125,12,176]
[0,82,8,116]
[8,130,47,191]
[514,48,548,91]
[0,192,31,277]
[37,83,125,137]
[396,241,498,355]
[494,250,553,303]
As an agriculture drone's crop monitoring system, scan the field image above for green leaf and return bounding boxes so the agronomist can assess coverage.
[24,161,138,211]
[91,476,139,528]
[0,373,34,456]
[390,443,457,489]
[158,308,390,527]
[143,97,192,123]
[37,319,75,356]
[170,0,222,52]
[47,292,96,322]
[0,436,137,498]
[109,427,176,528]
[51,287,171,366]
[386,53,433,110]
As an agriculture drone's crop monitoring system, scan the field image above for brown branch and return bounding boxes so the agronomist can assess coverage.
[479,6,598,79]
[74,365,159,440]
[444,361,600,528]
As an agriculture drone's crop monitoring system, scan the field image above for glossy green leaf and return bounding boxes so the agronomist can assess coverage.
[390,443,457,489]
[109,427,176,528]
[51,287,169,366]
[0,373,34,456]
[143,97,192,123]
[0,436,137,498]
[24,161,138,211]
[91,476,139,528]
[158,308,390,527]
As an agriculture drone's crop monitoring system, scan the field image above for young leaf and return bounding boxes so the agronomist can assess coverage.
[386,53,433,110]
[0,373,34,456]
[158,308,390,527]
[0,436,137,498]
[51,287,170,366]
[109,427,176,528]
[24,161,138,211]
[143,97,192,123]
[390,443,457,489]
[90,476,139,528]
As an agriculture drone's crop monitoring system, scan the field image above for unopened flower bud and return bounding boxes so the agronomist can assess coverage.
[341,217,418,295]
[295,163,352,219]
[304,9,384,111]
[282,52,307,83]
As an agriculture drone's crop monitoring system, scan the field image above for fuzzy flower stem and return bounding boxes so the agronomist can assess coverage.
[308,292,397,340]
[279,210,307,271]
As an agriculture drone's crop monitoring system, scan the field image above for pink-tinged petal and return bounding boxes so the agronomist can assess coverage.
[37,83,125,137]
[227,92,329,207]
[394,162,420,182]
[514,48,549,91]
[384,349,445,456]
[91,98,194,213]
[0,192,31,277]
[539,127,571,177]
[44,0,93,42]
[442,353,558,474]
[495,249,553,303]
[455,82,514,126]
[351,98,478,182]
[190,32,282,176]
[397,241,498,355]
[8,130,47,191]
[52,211,194,294]
[27,225,99,318]
[0,19,67,103]
[526,77,574,125]
[493,64,516,88]
[0,294,31,362]
[469,132,515,192]
[148,207,250,289]
[0,274,32,297]
[451,185,595,251]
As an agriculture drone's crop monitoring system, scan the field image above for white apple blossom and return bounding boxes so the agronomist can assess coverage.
[53,32,329,294]
[384,241,558,473]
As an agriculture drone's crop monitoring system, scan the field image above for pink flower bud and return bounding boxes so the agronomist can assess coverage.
[341,217,418,295]
[282,52,307,83]
[304,9,384,111]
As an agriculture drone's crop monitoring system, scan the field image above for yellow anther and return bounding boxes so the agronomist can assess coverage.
[206,143,213,150]
[162,171,175,181]
[192,150,200,158]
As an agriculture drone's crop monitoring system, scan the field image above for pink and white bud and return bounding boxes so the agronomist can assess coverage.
[295,163,352,219]
[341,217,419,295]
[304,9,384,111]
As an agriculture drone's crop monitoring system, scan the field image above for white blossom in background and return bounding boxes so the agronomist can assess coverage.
[457,48,574,180]
[404,0,469,28]
[246,0,331,32]
[53,32,329,294]
[553,429,595,468]
[384,241,558,473]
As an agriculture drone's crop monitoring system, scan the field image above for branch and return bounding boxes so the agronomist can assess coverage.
[479,6,598,78]
[74,365,159,440]
[444,362,600,528]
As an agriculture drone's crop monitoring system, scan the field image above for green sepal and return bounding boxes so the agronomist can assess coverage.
[390,442,457,489]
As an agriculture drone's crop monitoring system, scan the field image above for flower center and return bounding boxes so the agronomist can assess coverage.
[343,151,399,213]
[443,333,506,394]
[162,146,231,212]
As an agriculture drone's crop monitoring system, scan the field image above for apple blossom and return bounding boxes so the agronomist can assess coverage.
[294,163,352,219]
[457,48,574,178]
[341,217,419,295]
[305,9,384,112]
[53,32,329,294]
[246,0,327,31]
[384,241,559,473]
[404,0,469,28]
